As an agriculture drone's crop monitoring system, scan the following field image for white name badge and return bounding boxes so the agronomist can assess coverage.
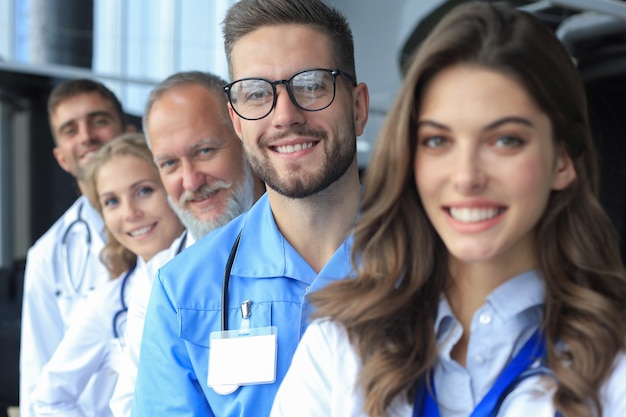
[208,326,277,395]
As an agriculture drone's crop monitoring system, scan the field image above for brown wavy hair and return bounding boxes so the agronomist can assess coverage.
[84,133,155,277]
[309,2,626,416]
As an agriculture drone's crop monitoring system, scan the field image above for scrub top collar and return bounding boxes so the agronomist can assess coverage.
[230,193,354,287]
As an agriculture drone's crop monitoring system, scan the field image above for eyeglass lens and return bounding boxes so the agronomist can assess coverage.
[229,69,336,120]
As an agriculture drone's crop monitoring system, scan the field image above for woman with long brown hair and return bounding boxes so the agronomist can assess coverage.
[272,2,626,416]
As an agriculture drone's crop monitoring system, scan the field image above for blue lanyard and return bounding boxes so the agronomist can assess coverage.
[413,329,560,417]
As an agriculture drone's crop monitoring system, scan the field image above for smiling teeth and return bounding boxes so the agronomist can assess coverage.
[129,225,153,237]
[275,142,314,154]
[449,207,501,223]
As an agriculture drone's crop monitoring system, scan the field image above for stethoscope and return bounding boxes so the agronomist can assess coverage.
[59,201,92,297]
[413,329,563,417]
[112,264,137,339]
[112,231,189,340]
[221,230,242,331]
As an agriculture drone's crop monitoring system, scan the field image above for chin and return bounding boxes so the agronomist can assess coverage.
[449,247,498,264]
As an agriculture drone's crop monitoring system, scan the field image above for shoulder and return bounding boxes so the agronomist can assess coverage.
[274,319,364,415]
[27,198,84,255]
[164,215,247,272]
[300,319,356,365]
[602,350,626,412]
[156,214,249,296]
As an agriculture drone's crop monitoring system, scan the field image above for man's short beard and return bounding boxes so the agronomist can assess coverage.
[168,162,256,240]
[246,125,355,199]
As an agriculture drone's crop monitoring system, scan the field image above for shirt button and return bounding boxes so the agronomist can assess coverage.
[305,286,311,292]
[479,313,492,325]
[475,355,485,364]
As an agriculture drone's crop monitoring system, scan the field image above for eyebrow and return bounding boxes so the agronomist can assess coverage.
[153,138,221,162]
[98,179,156,199]
[190,138,220,151]
[417,116,534,132]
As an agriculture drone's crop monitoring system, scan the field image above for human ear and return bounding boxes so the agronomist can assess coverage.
[353,83,369,137]
[552,145,577,190]
[227,103,244,141]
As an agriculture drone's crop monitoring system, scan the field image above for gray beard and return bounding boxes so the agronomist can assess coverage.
[168,163,256,240]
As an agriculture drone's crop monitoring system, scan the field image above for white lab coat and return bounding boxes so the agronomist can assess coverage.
[109,231,193,417]
[20,195,110,417]
[30,260,141,417]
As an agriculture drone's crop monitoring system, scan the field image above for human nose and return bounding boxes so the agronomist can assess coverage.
[270,84,306,128]
[123,199,143,221]
[452,146,486,194]
[76,120,97,144]
[181,160,205,192]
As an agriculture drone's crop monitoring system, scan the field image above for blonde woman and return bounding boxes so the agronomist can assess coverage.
[31,133,184,417]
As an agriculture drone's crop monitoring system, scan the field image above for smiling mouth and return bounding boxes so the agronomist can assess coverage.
[448,207,506,223]
[189,191,216,202]
[80,151,97,162]
[128,224,155,237]
[272,142,316,154]
[187,188,222,204]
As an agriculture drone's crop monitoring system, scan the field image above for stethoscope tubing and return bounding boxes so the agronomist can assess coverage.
[221,230,243,331]
[112,231,189,339]
[112,264,136,338]
[60,202,93,297]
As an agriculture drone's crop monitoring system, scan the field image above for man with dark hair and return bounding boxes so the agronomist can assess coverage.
[20,78,134,417]
[132,0,369,415]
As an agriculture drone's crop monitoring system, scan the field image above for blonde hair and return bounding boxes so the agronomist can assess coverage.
[84,133,155,277]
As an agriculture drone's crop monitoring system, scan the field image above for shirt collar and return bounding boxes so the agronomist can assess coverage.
[434,269,545,335]
[77,195,105,240]
[143,230,188,279]
[231,194,354,285]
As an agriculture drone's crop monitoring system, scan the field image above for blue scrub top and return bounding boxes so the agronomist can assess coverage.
[132,193,354,416]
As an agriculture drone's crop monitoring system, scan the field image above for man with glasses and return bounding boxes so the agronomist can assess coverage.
[131,0,369,415]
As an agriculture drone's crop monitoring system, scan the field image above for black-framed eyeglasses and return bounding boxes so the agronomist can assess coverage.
[223,68,357,121]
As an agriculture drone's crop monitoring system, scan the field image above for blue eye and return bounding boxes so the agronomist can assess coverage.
[158,159,178,174]
[103,197,119,207]
[196,147,216,160]
[138,186,154,197]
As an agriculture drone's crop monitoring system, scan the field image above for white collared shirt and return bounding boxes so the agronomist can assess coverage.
[271,270,626,416]
[30,260,141,417]
[20,196,109,417]
[109,231,192,417]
